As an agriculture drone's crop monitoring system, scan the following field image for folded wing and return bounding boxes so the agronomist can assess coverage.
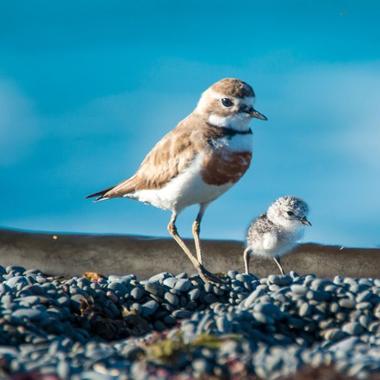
[86,122,200,201]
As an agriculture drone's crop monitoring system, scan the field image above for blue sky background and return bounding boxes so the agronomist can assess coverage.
[1,0,379,247]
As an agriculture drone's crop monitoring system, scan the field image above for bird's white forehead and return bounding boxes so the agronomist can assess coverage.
[204,89,255,106]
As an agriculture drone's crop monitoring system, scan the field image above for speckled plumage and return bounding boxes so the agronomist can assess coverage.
[244,196,311,275]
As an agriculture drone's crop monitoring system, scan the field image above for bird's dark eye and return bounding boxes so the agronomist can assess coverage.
[221,98,233,107]
[287,211,294,216]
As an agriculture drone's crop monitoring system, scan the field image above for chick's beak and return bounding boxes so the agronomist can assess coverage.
[248,107,268,121]
[300,217,312,226]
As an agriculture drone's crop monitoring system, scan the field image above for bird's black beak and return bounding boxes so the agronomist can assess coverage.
[248,107,268,121]
[300,217,312,226]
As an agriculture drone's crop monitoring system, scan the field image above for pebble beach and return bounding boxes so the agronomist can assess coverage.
[1,265,380,379]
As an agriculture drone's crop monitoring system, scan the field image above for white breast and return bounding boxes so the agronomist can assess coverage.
[211,133,253,152]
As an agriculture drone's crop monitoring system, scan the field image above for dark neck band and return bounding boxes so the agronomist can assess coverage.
[206,123,252,136]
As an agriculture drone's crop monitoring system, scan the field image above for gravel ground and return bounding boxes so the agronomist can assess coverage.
[0,265,380,379]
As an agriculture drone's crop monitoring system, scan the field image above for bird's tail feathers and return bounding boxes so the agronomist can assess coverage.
[86,186,114,201]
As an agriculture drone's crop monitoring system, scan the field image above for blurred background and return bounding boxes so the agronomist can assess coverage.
[0,0,379,247]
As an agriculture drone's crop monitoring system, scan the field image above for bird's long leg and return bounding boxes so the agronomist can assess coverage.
[192,203,208,265]
[273,255,285,275]
[168,211,221,284]
[243,248,251,274]
[167,212,199,268]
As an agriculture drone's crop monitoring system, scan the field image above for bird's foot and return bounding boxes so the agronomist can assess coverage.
[197,265,222,284]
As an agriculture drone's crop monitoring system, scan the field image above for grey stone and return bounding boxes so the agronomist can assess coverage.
[189,288,201,301]
[356,290,372,303]
[141,300,159,317]
[5,276,28,289]
[241,288,266,308]
[108,275,121,282]
[174,278,192,292]
[290,284,308,295]
[13,308,45,321]
[269,274,292,286]
[164,292,179,306]
[162,277,177,288]
[57,360,71,379]
[18,295,41,306]
[70,294,87,311]
[6,265,25,274]
[130,287,145,300]
[355,301,371,310]
[323,328,348,342]
[172,309,192,319]
[149,272,171,283]
[216,316,231,333]
[203,293,217,304]
[339,298,355,309]
[57,296,70,306]
[121,345,145,361]
[299,303,312,317]
[342,322,363,335]
[144,282,163,297]
[192,358,212,373]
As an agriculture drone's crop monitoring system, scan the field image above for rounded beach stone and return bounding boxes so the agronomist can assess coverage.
[141,300,159,317]
[290,285,308,295]
[299,303,312,317]
[130,287,145,300]
[172,309,192,319]
[163,277,177,288]
[174,279,192,292]
[6,265,26,274]
[192,358,212,373]
[188,288,201,302]
[149,272,171,283]
[13,308,45,321]
[339,298,355,309]
[164,292,179,306]
[342,322,363,336]
[144,282,163,297]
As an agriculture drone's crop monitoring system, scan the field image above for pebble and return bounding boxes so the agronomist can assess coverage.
[6,265,25,274]
[188,288,201,301]
[290,284,308,295]
[174,278,192,292]
[342,322,363,335]
[162,277,177,288]
[172,309,192,319]
[13,308,45,321]
[192,358,212,373]
[130,287,145,300]
[0,268,379,379]
[148,272,170,283]
[299,302,312,317]
[268,274,292,286]
[339,298,356,309]
[144,282,163,297]
[164,292,179,306]
[141,300,159,317]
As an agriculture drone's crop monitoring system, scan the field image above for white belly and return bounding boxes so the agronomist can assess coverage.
[250,230,303,258]
[127,154,233,212]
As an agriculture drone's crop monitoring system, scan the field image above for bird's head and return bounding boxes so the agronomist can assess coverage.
[267,196,311,230]
[194,78,267,131]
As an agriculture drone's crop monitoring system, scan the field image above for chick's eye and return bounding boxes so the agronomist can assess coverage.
[287,211,294,216]
[221,98,233,107]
